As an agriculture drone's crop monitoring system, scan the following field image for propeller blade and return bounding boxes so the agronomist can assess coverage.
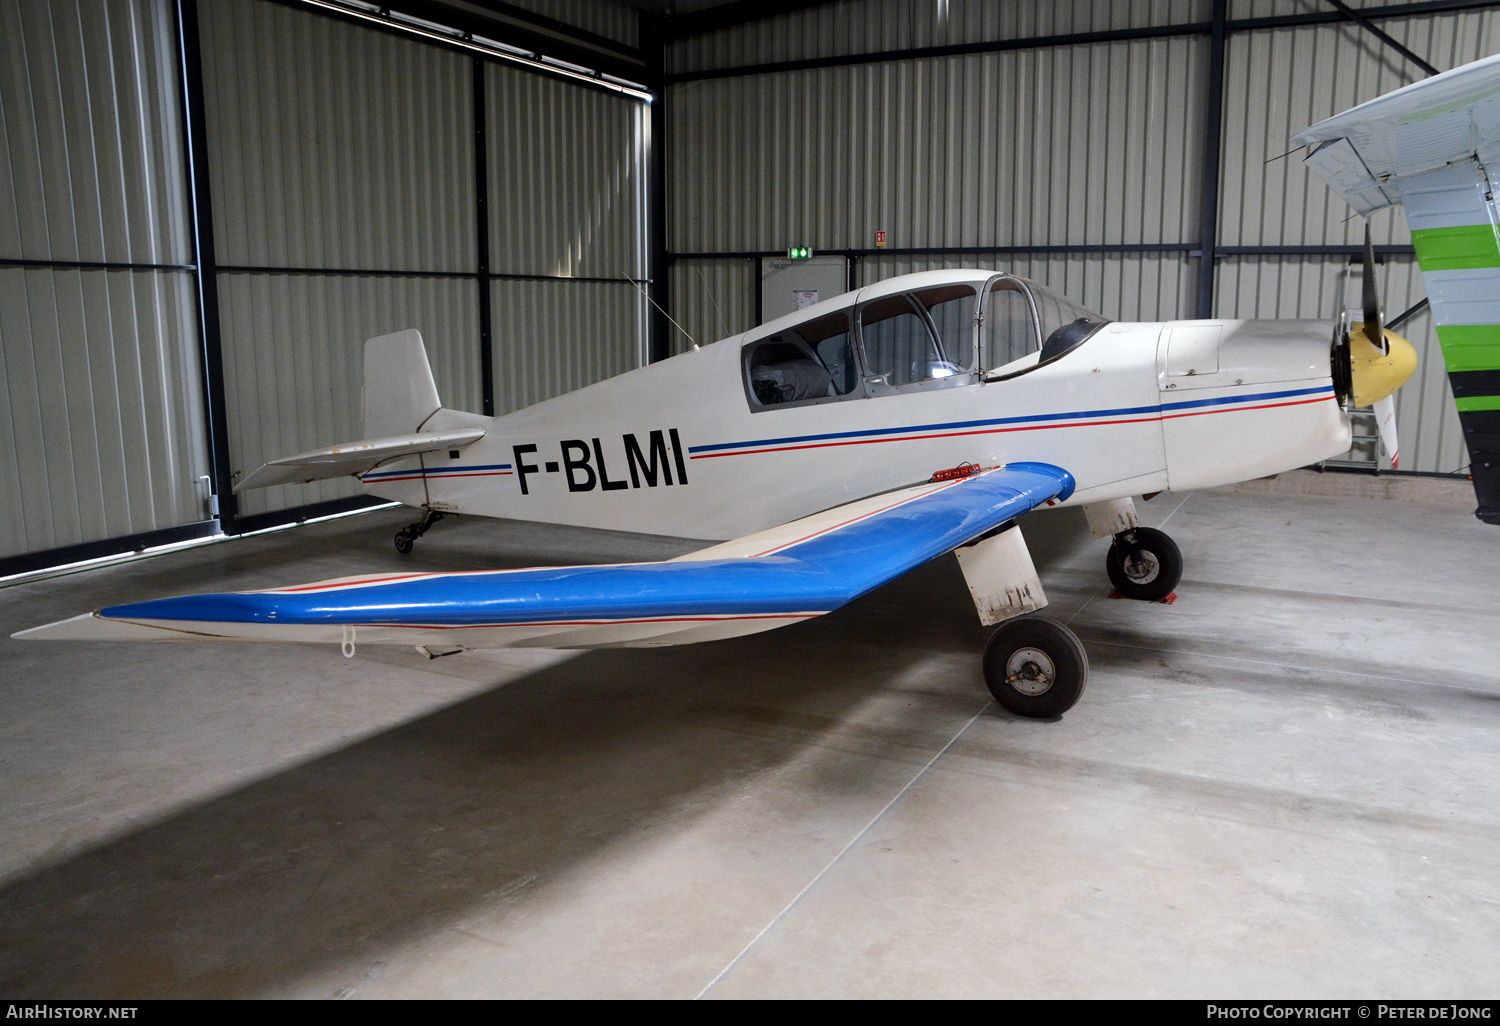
[1362,224,1385,352]
[1374,393,1400,469]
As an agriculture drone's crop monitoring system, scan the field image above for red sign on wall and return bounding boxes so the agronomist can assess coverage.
[875,230,887,248]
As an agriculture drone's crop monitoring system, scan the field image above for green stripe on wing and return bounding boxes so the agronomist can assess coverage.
[1434,324,1500,372]
[1411,223,1500,271]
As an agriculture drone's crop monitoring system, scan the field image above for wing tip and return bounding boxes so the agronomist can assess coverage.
[12,612,103,641]
[12,612,188,642]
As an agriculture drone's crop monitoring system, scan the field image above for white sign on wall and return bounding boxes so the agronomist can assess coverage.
[760,255,847,324]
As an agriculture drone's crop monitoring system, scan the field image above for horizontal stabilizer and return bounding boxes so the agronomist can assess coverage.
[233,428,485,492]
[18,463,1075,651]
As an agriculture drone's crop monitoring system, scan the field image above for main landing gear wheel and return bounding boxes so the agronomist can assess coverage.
[1106,526,1182,602]
[983,616,1089,718]
[393,509,446,554]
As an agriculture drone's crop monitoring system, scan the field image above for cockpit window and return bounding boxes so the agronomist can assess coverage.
[918,284,978,374]
[1027,281,1109,360]
[744,310,858,409]
[858,285,977,390]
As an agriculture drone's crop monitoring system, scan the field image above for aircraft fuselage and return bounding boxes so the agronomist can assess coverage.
[365,271,1351,540]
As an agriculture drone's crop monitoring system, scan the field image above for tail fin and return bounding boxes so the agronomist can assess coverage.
[1294,54,1500,524]
[364,329,442,438]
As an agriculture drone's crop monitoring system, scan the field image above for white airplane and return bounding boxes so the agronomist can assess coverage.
[24,52,1500,720]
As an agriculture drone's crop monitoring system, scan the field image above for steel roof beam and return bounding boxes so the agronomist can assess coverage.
[1324,0,1440,76]
[665,0,1500,83]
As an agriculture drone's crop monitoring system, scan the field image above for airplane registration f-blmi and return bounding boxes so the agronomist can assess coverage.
[21,54,1500,718]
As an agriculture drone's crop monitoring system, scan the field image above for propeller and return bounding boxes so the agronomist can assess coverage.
[1362,225,1399,467]
[1374,394,1400,469]
[1338,222,1416,466]
[1361,225,1386,354]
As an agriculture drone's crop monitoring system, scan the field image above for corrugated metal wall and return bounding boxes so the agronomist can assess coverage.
[670,37,1204,254]
[491,279,643,411]
[487,63,649,411]
[199,0,478,517]
[502,0,639,49]
[200,0,649,517]
[490,65,647,281]
[667,31,1205,366]
[666,0,1499,475]
[0,0,209,560]
[1,0,649,563]
[668,258,754,353]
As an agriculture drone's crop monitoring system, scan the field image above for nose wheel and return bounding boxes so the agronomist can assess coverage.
[1106,526,1181,602]
[394,509,446,554]
[982,616,1089,718]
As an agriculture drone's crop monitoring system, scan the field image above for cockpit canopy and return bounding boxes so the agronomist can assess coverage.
[742,271,1108,411]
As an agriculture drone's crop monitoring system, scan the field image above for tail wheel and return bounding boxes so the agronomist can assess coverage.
[1106,526,1181,602]
[394,530,415,555]
[982,616,1089,718]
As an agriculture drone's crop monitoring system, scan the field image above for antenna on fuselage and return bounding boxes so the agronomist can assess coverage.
[696,263,730,340]
[627,275,699,351]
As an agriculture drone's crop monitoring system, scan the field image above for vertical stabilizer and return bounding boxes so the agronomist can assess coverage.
[364,329,442,439]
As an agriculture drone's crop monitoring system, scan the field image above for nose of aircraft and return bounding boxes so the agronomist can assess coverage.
[1348,322,1418,408]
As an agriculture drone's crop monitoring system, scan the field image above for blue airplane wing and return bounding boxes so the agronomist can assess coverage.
[14,462,1073,650]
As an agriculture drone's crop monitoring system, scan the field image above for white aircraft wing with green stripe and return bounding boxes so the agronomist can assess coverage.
[1295,54,1500,524]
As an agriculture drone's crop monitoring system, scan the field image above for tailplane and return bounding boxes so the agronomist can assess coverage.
[234,329,486,493]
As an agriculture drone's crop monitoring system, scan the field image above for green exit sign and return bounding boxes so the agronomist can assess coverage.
[788,246,813,259]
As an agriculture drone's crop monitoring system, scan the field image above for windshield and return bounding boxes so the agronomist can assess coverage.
[1024,280,1109,358]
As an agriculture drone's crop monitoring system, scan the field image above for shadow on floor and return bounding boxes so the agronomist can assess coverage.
[0,610,977,997]
[0,504,1108,997]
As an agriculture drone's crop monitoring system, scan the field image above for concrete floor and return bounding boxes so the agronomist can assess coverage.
[0,484,1497,998]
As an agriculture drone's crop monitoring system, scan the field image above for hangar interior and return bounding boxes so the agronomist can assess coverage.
[2,0,1498,999]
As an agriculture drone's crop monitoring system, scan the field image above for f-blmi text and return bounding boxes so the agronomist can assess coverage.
[513,430,689,495]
